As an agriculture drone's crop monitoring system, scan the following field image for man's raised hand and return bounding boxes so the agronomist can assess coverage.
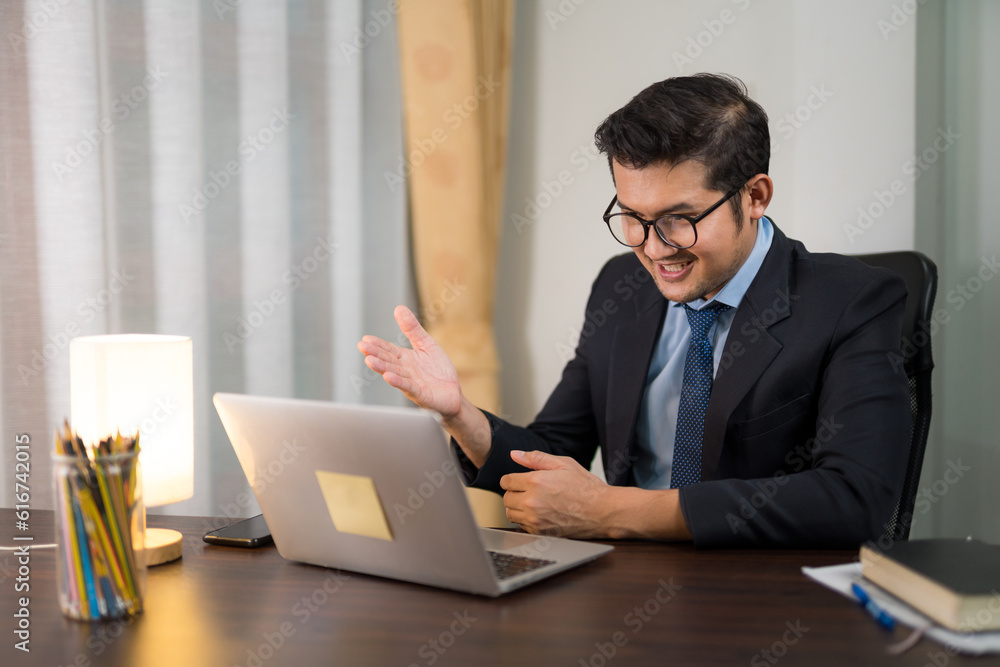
[357,305,463,419]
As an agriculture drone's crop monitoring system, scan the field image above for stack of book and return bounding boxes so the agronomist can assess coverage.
[860,539,1000,632]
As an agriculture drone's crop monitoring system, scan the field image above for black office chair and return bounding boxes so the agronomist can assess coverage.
[854,251,938,542]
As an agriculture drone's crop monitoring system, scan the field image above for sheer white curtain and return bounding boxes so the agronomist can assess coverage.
[0,0,412,517]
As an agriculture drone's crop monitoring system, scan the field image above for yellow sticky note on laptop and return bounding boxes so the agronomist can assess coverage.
[315,470,394,542]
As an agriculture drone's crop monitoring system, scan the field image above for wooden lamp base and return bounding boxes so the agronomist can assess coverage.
[145,527,183,566]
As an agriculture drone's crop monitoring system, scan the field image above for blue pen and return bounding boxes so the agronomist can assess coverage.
[852,583,895,631]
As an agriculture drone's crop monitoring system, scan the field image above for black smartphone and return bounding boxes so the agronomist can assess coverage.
[203,514,273,548]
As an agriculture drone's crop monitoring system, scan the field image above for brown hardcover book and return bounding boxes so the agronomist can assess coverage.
[859,539,1000,632]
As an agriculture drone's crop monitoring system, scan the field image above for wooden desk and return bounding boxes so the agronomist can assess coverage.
[0,509,990,666]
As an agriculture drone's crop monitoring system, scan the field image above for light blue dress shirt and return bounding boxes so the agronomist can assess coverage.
[631,216,774,489]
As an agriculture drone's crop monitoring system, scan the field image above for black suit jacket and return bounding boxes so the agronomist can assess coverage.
[457,223,910,548]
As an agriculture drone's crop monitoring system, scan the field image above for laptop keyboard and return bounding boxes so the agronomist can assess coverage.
[487,551,555,580]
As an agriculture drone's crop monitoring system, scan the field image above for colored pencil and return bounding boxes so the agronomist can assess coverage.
[55,425,142,619]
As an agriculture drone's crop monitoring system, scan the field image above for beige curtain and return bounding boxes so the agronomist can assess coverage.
[397,0,514,525]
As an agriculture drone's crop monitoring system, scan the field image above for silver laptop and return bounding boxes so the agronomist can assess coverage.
[212,393,612,596]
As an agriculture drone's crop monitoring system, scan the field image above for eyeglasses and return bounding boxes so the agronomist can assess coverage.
[602,181,747,249]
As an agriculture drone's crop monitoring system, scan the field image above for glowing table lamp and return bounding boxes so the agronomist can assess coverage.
[70,334,193,566]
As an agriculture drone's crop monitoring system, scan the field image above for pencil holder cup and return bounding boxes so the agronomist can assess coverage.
[52,452,146,621]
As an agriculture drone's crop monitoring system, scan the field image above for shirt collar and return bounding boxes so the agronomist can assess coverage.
[676,215,774,311]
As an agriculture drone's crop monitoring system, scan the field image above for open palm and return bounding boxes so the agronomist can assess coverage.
[357,305,462,418]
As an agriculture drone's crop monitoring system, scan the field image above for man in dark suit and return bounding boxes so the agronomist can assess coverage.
[359,74,909,548]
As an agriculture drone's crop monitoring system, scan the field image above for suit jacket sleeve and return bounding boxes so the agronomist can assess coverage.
[678,271,911,548]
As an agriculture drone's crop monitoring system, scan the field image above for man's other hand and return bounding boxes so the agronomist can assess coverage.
[500,450,613,538]
[501,450,693,541]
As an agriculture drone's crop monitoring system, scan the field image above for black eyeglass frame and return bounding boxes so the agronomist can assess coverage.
[602,180,748,249]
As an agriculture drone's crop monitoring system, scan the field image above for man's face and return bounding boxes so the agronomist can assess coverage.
[612,159,758,304]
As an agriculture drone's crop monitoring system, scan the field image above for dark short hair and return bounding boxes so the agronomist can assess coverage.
[594,73,769,225]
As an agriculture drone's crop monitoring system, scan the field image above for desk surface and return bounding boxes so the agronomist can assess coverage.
[1,509,991,666]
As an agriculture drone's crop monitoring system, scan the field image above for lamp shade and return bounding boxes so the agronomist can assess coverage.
[70,334,194,507]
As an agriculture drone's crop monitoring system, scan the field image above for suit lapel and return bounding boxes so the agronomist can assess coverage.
[701,223,794,479]
[604,282,666,485]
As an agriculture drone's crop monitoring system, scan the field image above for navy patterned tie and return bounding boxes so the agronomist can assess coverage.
[670,302,732,489]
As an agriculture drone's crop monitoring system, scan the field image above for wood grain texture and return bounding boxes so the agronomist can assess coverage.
[0,509,988,666]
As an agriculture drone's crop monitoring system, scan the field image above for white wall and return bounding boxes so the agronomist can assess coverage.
[497,0,917,425]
